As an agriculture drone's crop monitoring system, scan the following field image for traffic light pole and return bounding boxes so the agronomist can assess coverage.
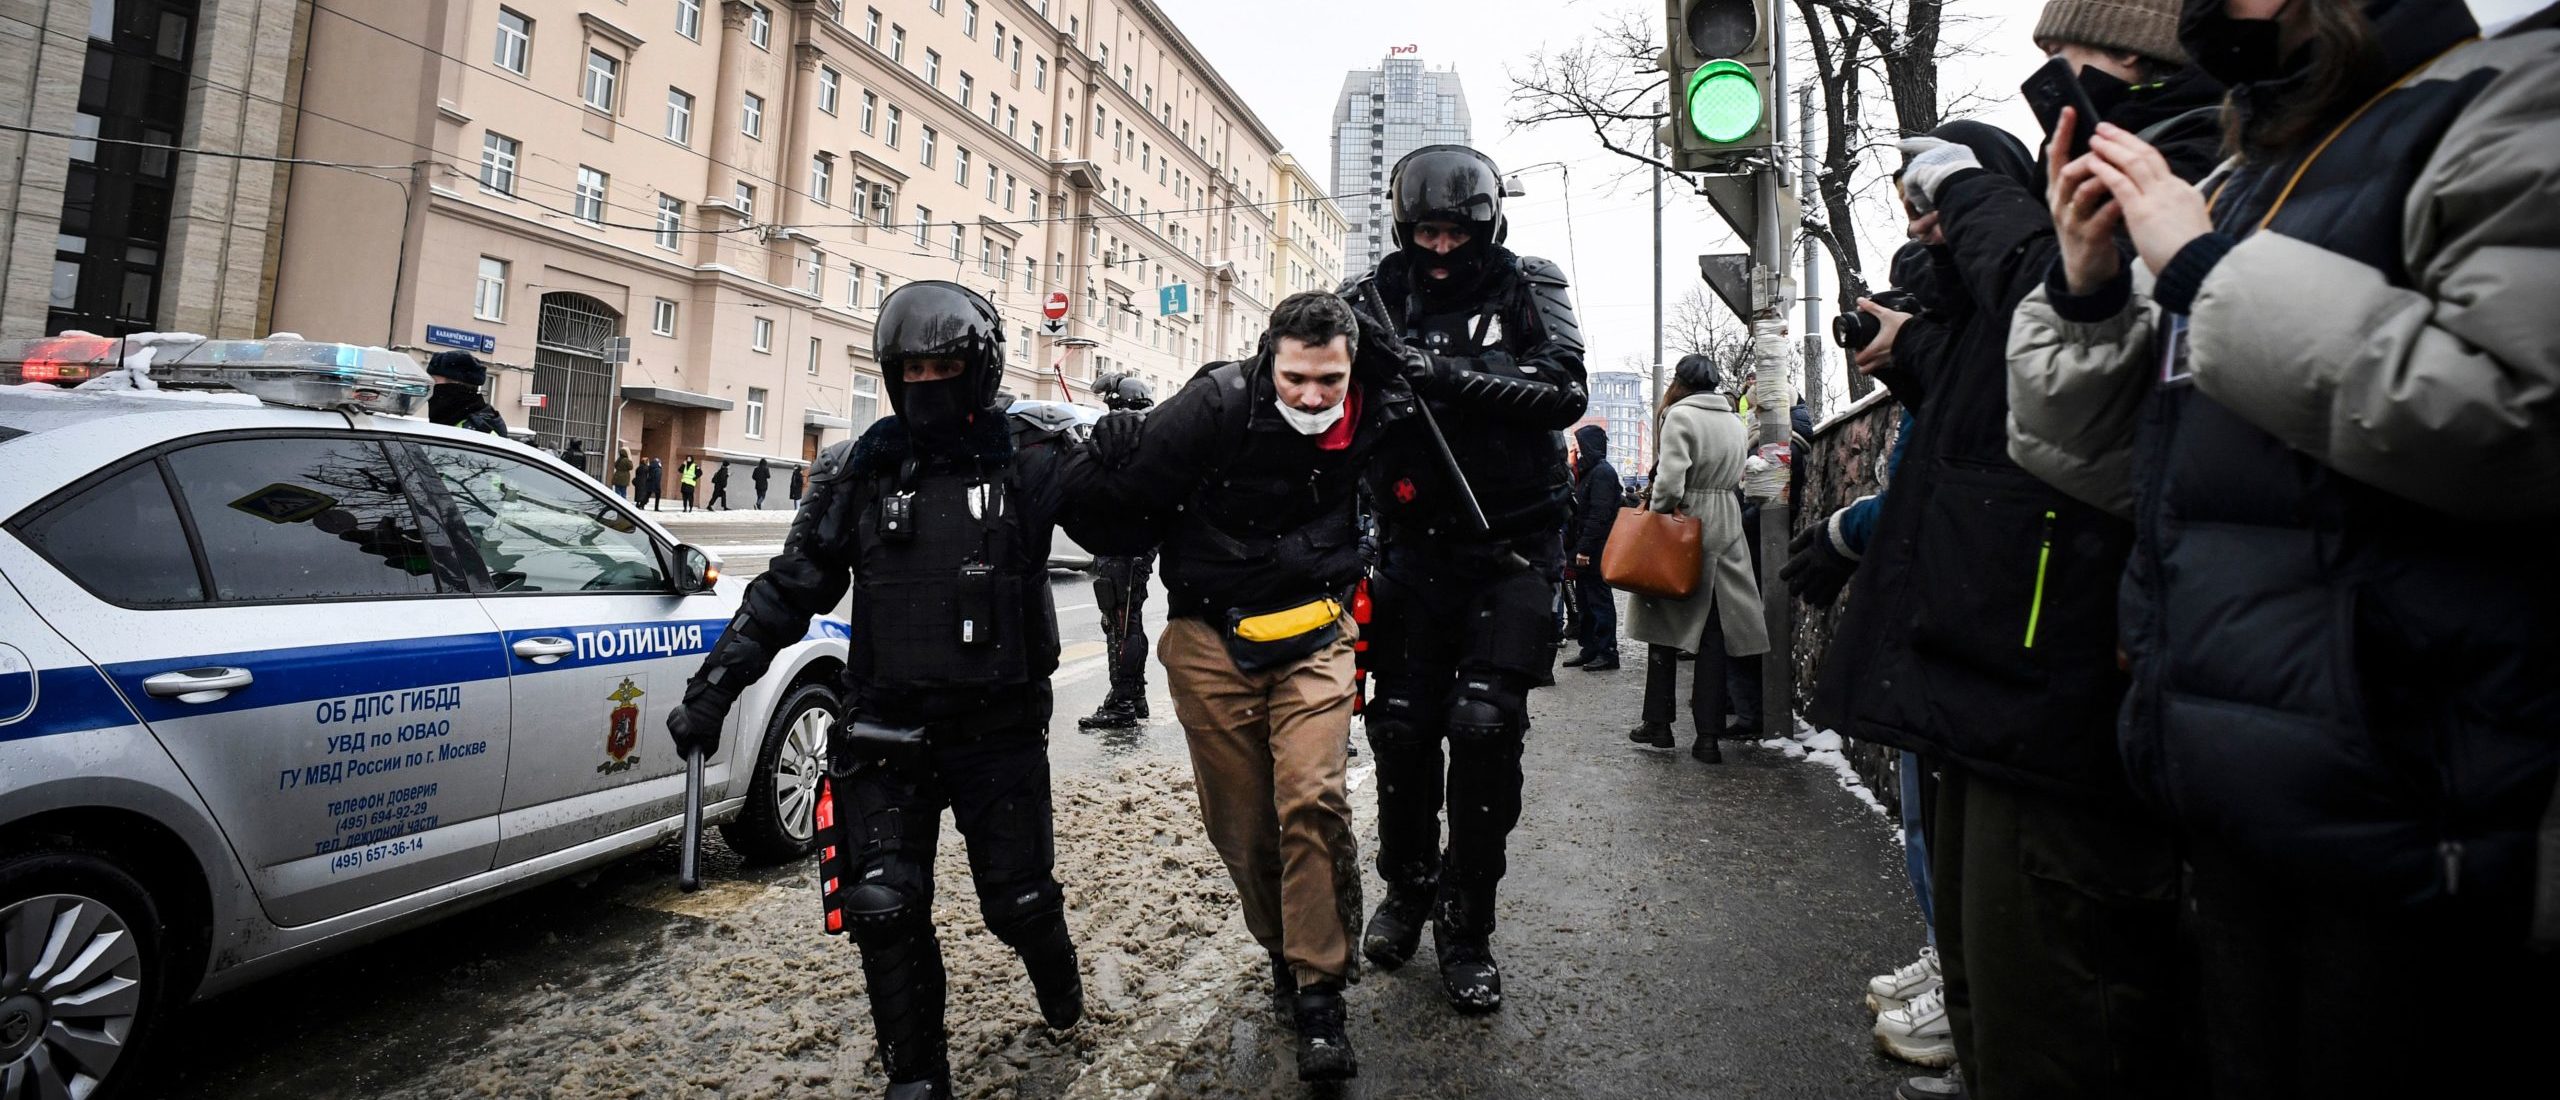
[1750,2,1795,739]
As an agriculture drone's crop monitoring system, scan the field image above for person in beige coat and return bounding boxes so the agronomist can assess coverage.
[1625,354,1769,762]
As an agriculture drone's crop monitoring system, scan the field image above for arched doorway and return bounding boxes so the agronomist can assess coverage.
[533,291,620,474]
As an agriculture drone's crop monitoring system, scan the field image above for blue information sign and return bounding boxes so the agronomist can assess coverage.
[425,325,497,354]
[1157,283,1190,316]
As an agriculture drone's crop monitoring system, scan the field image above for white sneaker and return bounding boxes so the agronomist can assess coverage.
[1865,945,1942,1014]
[1873,986,1956,1068]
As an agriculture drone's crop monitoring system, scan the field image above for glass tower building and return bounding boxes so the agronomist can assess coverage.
[1331,57,1472,278]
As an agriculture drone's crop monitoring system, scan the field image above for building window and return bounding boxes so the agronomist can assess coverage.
[985,167,997,201]
[1024,257,1036,291]
[865,8,880,46]
[1003,173,1015,210]
[735,181,756,218]
[819,67,840,114]
[913,205,930,246]
[924,49,940,88]
[751,317,773,352]
[745,387,768,437]
[1029,121,1042,152]
[742,92,763,138]
[956,72,972,108]
[655,194,683,249]
[889,26,904,63]
[573,167,607,225]
[1010,37,1022,73]
[860,90,878,134]
[478,132,519,194]
[850,179,871,222]
[807,336,822,374]
[666,88,694,144]
[811,154,833,205]
[583,50,619,111]
[929,0,944,12]
[853,373,879,426]
[1005,105,1018,137]
[846,263,865,306]
[652,297,678,336]
[493,8,531,74]
[873,269,889,307]
[885,104,902,145]
[472,257,508,321]
[748,3,771,48]
[948,224,965,262]
[806,250,825,295]
[979,238,993,275]
[1028,191,1040,219]
[1034,56,1047,90]
[919,126,936,166]
[676,0,701,39]
[954,146,969,186]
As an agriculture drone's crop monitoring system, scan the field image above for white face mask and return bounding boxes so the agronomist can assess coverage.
[1273,397,1345,435]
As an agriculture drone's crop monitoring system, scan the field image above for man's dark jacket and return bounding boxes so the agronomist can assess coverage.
[1570,449,1619,562]
[1811,77,2223,804]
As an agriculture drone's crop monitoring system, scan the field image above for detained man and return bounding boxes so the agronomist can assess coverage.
[1087,292,1399,1081]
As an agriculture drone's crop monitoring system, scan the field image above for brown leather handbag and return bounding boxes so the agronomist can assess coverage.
[1601,505,1702,599]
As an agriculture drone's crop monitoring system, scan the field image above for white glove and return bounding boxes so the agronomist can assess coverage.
[1896,136,1981,215]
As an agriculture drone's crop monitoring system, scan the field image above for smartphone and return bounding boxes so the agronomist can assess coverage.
[2020,56,2101,162]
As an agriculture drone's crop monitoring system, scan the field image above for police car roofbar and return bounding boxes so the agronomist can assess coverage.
[0,334,433,417]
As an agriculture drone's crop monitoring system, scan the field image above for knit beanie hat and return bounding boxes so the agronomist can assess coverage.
[2034,0,2189,68]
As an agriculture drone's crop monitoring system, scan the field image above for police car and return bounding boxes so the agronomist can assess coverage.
[0,334,846,1096]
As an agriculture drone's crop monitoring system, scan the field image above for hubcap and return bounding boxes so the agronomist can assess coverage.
[775,704,831,842]
[0,893,143,1093]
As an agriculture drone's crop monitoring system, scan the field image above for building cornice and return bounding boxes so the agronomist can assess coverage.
[579,12,647,52]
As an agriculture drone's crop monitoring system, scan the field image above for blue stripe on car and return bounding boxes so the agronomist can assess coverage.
[0,665,141,743]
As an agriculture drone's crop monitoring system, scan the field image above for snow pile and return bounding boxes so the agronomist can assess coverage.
[70,331,206,393]
[1761,716,1890,818]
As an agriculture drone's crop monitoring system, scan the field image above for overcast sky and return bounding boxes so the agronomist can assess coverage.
[1155,0,2543,417]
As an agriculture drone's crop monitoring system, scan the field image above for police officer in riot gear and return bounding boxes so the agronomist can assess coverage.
[666,281,1113,1100]
[1340,144,1587,1013]
[1077,369,1159,730]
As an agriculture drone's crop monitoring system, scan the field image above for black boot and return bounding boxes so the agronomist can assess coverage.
[1269,951,1300,1026]
[851,917,951,1098]
[1010,917,1085,1030]
[1580,650,1620,671]
[1077,693,1147,730]
[1628,721,1675,748]
[885,1075,952,1100]
[1691,732,1724,763]
[1561,649,1596,668]
[1291,983,1359,1081]
[1362,881,1434,969]
[1431,923,1504,1014]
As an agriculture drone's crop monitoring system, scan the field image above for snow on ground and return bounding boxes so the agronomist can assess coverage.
[646,506,806,524]
[403,759,1245,1100]
[1762,716,1892,820]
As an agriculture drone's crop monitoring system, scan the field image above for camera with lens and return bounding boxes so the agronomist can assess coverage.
[1831,288,1922,351]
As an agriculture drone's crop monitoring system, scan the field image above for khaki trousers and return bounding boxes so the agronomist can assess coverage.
[1159,616,1363,986]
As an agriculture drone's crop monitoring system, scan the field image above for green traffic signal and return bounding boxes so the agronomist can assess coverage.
[1685,59,1762,144]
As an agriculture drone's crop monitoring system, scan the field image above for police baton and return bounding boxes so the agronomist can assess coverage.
[1358,283,1491,534]
[678,747,705,893]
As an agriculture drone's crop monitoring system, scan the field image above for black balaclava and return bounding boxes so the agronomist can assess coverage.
[429,383,482,426]
[1390,145,1506,305]
[899,377,977,453]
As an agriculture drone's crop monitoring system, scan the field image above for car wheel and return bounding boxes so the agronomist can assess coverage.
[0,849,170,1100]
[721,680,836,864]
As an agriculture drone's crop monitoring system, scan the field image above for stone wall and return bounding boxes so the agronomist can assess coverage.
[1789,389,1908,799]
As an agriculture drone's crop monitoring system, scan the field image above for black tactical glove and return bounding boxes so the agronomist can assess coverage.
[1348,300,1416,381]
[1780,517,1859,609]
[1092,410,1144,470]
[666,691,731,760]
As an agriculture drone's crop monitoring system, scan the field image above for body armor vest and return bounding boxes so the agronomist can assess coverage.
[848,466,1058,692]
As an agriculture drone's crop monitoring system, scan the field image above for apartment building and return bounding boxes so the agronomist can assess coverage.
[0,0,307,339]
[1269,152,1346,299]
[267,0,1292,473]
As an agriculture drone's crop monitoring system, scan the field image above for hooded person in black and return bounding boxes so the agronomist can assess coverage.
[1810,5,2229,1094]
[425,351,509,436]
[1562,423,1621,669]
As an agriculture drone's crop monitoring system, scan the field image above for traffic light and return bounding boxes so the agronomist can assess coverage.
[1661,0,1773,171]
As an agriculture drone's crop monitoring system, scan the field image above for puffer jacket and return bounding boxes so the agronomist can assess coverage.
[2005,9,2560,921]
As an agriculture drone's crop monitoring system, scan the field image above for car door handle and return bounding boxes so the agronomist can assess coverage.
[142,666,254,703]
[512,637,577,665]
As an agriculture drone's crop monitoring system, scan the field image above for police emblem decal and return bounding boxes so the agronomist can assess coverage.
[599,677,645,774]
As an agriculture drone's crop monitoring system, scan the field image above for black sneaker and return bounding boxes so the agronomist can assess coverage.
[1628,722,1675,748]
[1432,928,1503,1014]
[1077,695,1147,730]
[1362,887,1432,969]
[1580,653,1620,671]
[1291,983,1359,1081]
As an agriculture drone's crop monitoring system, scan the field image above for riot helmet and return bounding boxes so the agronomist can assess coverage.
[875,280,1006,450]
[1091,369,1155,411]
[1388,145,1506,294]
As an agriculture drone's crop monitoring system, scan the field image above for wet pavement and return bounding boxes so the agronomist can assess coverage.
[139,533,1928,1098]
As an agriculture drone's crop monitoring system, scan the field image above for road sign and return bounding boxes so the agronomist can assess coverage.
[1040,317,1067,337]
[1699,253,1754,322]
[1043,291,1070,320]
[603,336,631,365]
[425,325,496,354]
[1158,283,1190,316]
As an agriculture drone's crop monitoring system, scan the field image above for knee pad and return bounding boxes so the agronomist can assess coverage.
[1446,677,1525,745]
[1365,689,1437,752]
[979,877,1065,946]
[844,881,930,935]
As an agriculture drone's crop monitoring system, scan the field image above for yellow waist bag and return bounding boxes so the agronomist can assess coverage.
[1223,598,1345,673]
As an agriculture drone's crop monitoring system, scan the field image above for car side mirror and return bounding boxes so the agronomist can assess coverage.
[672,545,720,594]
